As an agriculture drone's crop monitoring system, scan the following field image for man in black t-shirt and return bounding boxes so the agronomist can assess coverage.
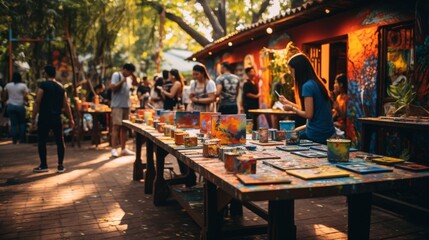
[242,66,260,119]
[32,65,74,173]
[136,76,151,108]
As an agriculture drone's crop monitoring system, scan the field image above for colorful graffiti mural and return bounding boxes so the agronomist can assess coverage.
[347,27,379,147]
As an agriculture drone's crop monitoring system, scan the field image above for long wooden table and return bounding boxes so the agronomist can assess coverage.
[124,120,429,240]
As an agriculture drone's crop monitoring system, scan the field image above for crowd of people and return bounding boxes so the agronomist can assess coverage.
[0,52,349,172]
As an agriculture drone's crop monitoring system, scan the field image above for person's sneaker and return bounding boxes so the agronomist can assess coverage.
[121,148,135,156]
[111,149,119,158]
[33,166,49,173]
[57,165,66,173]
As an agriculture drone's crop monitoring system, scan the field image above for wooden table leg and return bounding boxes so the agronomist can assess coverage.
[91,113,101,146]
[133,133,145,181]
[144,138,155,194]
[348,193,372,240]
[268,199,296,240]
[252,113,259,130]
[153,146,169,206]
[202,180,223,240]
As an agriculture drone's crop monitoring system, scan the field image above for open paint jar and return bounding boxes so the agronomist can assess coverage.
[285,130,300,145]
[327,139,351,162]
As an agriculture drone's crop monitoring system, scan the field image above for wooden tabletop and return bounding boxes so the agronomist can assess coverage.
[359,117,429,130]
[123,120,429,202]
[248,109,295,115]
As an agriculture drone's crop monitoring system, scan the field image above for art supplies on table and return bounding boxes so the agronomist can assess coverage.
[236,173,291,185]
[298,140,320,147]
[251,152,281,160]
[249,140,285,146]
[286,166,350,180]
[371,156,405,166]
[211,114,247,145]
[291,150,327,158]
[263,160,317,171]
[336,162,393,174]
[175,111,200,128]
[355,154,384,159]
[394,162,429,172]
[310,145,358,152]
[276,146,310,152]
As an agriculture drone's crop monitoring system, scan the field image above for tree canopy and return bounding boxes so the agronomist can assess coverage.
[0,0,295,83]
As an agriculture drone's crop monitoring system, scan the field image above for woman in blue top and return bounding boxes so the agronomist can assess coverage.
[279,53,335,144]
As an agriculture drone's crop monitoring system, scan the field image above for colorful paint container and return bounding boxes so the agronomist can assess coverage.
[174,132,189,145]
[252,131,259,140]
[279,120,295,131]
[153,119,160,129]
[235,155,257,174]
[246,119,254,134]
[184,136,198,147]
[164,125,172,137]
[268,128,277,140]
[327,139,351,162]
[285,130,300,145]
[274,130,286,141]
[203,141,219,158]
[219,146,235,161]
[144,111,153,124]
[147,118,153,126]
[224,152,240,173]
[258,128,269,143]
[172,129,183,139]
[157,123,166,133]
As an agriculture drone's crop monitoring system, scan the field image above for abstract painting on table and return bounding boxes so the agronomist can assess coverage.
[176,111,200,128]
[211,114,246,145]
[200,112,220,134]
[159,110,175,125]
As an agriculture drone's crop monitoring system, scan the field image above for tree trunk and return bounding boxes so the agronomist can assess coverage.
[197,0,224,39]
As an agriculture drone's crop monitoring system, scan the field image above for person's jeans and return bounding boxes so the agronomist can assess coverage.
[7,104,26,143]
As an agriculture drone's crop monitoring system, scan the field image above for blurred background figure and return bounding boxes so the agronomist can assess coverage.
[160,69,183,110]
[189,63,216,112]
[3,72,29,144]
[242,66,260,119]
[182,79,193,111]
[216,62,241,114]
[137,76,151,108]
[149,75,164,110]
[332,73,348,131]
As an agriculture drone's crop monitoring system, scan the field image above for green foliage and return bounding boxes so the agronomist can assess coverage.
[1,0,294,82]
[387,77,416,113]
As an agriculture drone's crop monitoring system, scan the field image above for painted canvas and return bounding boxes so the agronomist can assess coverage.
[200,112,220,134]
[211,114,246,145]
[159,110,175,125]
[175,111,200,128]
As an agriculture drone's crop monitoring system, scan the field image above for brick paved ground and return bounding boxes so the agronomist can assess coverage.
[1,139,429,239]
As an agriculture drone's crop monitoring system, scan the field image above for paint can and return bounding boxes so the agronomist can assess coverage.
[327,139,351,162]
[224,152,240,173]
[258,128,269,143]
[184,136,198,147]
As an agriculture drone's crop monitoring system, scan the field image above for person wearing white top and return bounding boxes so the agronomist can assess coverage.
[4,72,29,143]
